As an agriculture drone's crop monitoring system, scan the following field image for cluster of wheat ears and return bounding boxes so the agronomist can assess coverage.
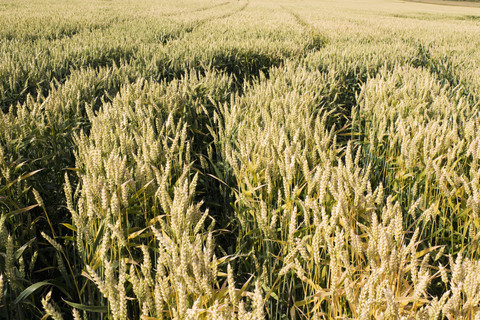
[2,0,480,319]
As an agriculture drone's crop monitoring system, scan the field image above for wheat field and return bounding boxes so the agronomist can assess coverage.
[1,0,480,319]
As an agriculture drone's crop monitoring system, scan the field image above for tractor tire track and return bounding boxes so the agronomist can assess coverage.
[280,5,327,52]
[188,0,249,32]
[161,1,231,17]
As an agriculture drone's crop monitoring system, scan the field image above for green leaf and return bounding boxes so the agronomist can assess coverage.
[6,204,39,219]
[60,223,77,232]
[15,238,36,260]
[14,281,51,305]
[63,300,108,313]
[6,169,44,189]
[88,223,105,263]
